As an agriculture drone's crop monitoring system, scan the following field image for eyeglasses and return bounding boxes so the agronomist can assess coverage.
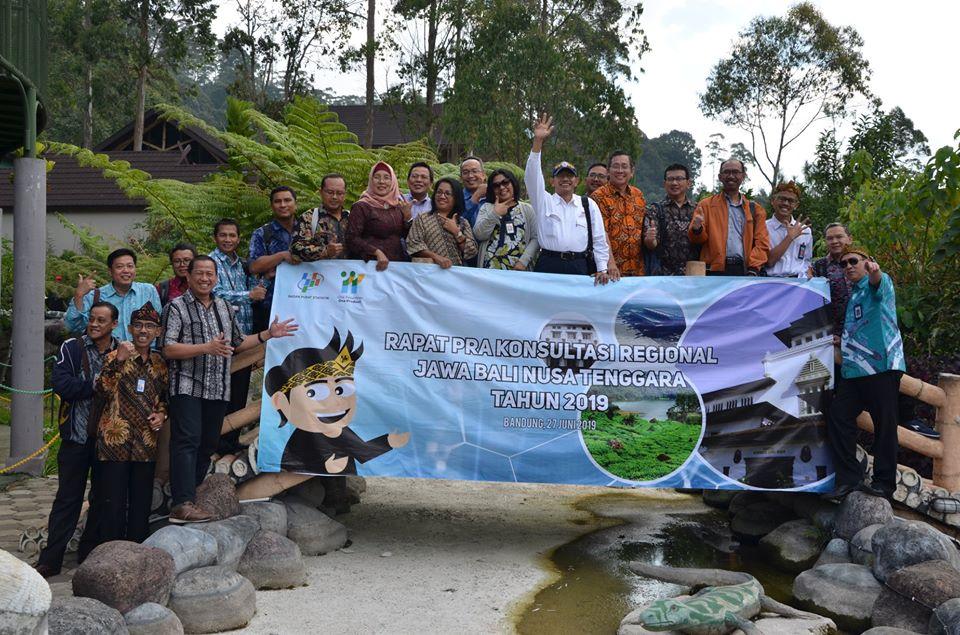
[130,321,158,331]
[840,257,861,268]
[665,176,688,183]
[171,258,192,266]
[720,170,744,177]
[461,169,483,176]
[587,172,607,179]
[776,197,798,205]
[491,180,511,189]
[435,189,454,198]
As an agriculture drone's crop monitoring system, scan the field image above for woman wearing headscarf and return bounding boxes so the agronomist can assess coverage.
[405,177,478,268]
[472,169,539,270]
[346,161,413,271]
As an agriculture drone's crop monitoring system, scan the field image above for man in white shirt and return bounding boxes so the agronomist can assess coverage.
[524,114,611,284]
[404,162,433,218]
[765,181,812,278]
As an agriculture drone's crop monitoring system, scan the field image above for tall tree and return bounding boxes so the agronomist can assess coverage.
[700,2,870,188]
[634,130,702,201]
[441,0,649,165]
[364,0,376,148]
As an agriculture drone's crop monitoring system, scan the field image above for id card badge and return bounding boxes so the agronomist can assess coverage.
[136,378,146,393]
[505,222,515,234]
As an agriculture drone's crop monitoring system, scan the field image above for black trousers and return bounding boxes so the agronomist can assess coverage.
[827,370,902,494]
[37,437,102,570]
[169,395,229,506]
[218,367,252,454]
[534,253,589,275]
[252,301,271,334]
[97,461,156,545]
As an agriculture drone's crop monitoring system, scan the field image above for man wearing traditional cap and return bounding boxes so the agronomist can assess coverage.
[524,114,611,282]
[765,181,812,278]
[92,302,168,545]
[826,245,905,500]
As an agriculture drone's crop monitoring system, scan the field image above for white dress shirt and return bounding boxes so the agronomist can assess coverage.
[404,192,432,219]
[524,151,610,272]
[765,216,812,277]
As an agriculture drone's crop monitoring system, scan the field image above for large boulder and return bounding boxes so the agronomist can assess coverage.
[168,566,255,633]
[814,538,852,568]
[748,616,835,634]
[872,560,960,633]
[48,597,127,634]
[194,474,241,520]
[729,501,794,542]
[143,526,218,576]
[240,501,288,536]
[759,519,825,573]
[701,489,736,510]
[849,524,883,567]
[194,515,260,569]
[727,491,769,517]
[793,563,882,633]
[284,477,326,508]
[930,597,960,635]
[833,491,894,540]
[0,548,51,635]
[345,475,366,498]
[124,602,184,635]
[72,541,175,614]
[285,498,348,556]
[872,520,960,582]
[792,495,838,533]
[237,530,306,590]
[862,629,921,635]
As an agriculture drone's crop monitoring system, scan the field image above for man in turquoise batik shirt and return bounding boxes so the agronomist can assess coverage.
[826,244,905,501]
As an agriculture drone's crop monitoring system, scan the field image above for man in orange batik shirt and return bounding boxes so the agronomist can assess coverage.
[590,150,648,278]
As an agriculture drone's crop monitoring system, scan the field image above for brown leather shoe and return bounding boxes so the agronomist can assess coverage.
[169,502,214,524]
[33,563,60,578]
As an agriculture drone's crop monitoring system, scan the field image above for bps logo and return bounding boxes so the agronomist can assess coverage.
[340,270,365,294]
[298,272,324,293]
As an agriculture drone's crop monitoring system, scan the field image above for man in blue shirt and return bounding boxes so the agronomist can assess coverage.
[65,248,162,341]
[826,244,905,500]
[249,186,299,332]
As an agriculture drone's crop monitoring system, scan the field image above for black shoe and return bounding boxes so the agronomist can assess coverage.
[859,482,894,500]
[901,418,940,439]
[822,481,859,501]
[33,563,60,579]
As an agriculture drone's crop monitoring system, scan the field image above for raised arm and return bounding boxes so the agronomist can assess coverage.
[524,114,554,217]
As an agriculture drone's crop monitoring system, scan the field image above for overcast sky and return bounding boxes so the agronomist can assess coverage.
[217,1,959,188]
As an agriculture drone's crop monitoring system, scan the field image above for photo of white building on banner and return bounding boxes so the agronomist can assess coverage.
[697,305,834,489]
[539,317,598,369]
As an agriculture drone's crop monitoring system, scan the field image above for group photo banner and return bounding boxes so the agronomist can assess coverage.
[258,261,836,492]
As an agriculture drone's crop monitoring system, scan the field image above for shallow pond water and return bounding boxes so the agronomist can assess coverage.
[514,492,800,635]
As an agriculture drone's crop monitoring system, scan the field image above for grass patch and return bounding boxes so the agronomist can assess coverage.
[582,409,701,481]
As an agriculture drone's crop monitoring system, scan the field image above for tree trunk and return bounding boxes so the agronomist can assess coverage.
[81,0,93,148]
[424,0,438,137]
[132,0,149,152]
[363,0,375,149]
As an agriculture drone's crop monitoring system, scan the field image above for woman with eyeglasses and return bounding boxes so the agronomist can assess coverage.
[405,177,478,268]
[346,161,414,271]
[472,169,539,271]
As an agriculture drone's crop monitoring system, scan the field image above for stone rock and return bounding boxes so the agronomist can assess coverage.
[702,489,736,510]
[759,519,825,573]
[345,475,366,497]
[930,597,960,635]
[815,538,853,568]
[744,616,835,634]
[0,548,51,635]
[285,477,326,508]
[793,563,882,633]
[873,560,960,633]
[237,530,306,589]
[285,499,348,555]
[727,491,769,517]
[124,603,184,635]
[792,496,838,533]
[240,501,288,536]
[194,474,241,520]
[72,541,175,614]
[143,526,218,576]
[872,520,960,582]
[194,515,259,569]
[168,566,255,633]
[729,501,795,542]
[833,491,894,540]
[862,629,920,635]
[48,597,127,634]
[849,523,883,567]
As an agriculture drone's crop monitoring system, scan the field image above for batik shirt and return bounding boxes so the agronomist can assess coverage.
[248,219,299,304]
[812,255,852,336]
[210,248,255,335]
[65,283,163,341]
[474,201,539,269]
[591,183,647,275]
[649,198,697,276]
[291,208,350,262]
[841,273,906,379]
[405,212,478,266]
[162,290,245,401]
[94,350,168,462]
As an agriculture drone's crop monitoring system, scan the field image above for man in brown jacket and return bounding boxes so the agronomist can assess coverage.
[688,159,770,276]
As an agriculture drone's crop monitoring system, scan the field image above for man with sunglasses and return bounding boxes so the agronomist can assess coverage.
[826,245,905,500]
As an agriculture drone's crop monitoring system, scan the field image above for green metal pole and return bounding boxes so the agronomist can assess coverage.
[24,83,36,158]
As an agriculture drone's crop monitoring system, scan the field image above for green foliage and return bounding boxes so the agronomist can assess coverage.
[581,409,699,481]
[634,130,702,201]
[700,2,870,189]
